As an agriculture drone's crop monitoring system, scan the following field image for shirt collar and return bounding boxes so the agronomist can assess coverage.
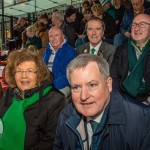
[90,41,102,54]
[87,111,104,123]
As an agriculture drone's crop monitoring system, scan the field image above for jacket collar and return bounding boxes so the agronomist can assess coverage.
[107,90,125,125]
[64,90,126,127]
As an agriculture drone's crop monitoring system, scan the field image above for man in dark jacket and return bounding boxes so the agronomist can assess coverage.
[53,54,150,150]
[110,14,150,105]
[113,0,150,48]
[51,10,76,47]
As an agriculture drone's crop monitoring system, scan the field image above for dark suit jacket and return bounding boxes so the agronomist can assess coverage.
[76,41,116,66]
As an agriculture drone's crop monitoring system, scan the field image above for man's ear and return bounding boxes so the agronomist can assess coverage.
[106,77,112,92]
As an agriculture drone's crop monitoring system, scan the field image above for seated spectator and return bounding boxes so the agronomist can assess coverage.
[38,13,52,30]
[0,49,65,149]
[73,8,84,35]
[51,10,75,47]
[54,54,150,150]
[82,0,91,12]
[25,25,42,50]
[76,17,116,66]
[113,0,150,48]
[78,8,92,36]
[75,8,92,48]
[43,27,76,97]
[35,22,49,54]
[110,14,150,105]
[91,4,116,44]
[13,17,28,49]
[113,0,125,32]
[64,6,78,47]
[100,0,116,20]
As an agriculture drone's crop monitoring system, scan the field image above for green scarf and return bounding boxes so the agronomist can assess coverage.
[122,39,150,97]
[0,85,52,150]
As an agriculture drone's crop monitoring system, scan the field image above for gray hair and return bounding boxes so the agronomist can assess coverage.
[67,54,110,83]
[86,17,105,31]
[53,11,64,22]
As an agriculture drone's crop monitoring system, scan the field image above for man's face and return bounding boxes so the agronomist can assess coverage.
[131,0,143,12]
[131,14,150,44]
[70,62,112,119]
[49,28,64,51]
[18,18,26,27]
[84,11,92,21]
[87,20,104,47]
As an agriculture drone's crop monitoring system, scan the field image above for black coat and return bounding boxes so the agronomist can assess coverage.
[0,80,65,150]
[110,42,150,102]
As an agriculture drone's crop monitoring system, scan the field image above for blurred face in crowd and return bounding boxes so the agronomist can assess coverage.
[67,13,76,23]
[131,0,143,12]
[87,19,104,47]
[15,61,37,91]
[131,14,150,46]
[51,12,58,26]
[84,11,92,21]
[103,2,111,10]
[18,17,26,27]
[26,28,35,38]
[70,62,112,119]
[49,27,64,51]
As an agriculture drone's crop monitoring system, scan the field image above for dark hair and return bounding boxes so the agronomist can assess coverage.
[5,49,50,88]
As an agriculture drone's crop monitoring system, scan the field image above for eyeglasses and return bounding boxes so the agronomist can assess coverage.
[15,70,37,76]
[131,22,150,29]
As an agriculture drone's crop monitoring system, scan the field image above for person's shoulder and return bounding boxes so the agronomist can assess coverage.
[114,90,150,114]
[60,102,74,117]
[43,87,65,106]
[62,43,76,54]
[103,41,116,49]
[111,90,150,113]
[76,42,89,50]
[115,42,128,52]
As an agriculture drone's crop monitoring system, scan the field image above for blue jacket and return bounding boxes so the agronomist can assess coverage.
[43,40,76,89]
[54,90,150,150]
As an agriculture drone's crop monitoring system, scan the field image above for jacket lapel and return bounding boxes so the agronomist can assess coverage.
[97,41,104,58]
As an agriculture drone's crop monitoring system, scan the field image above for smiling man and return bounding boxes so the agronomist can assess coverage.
[54,54,150,150]
[111,14,150,105]
[76,17,116,66]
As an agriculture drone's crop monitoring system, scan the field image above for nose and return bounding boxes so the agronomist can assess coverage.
[80,87,90,101]
[22,71,27,78]
[92,29,96,34]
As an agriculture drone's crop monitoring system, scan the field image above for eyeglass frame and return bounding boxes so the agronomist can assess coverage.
[15,69,37,76]
[131,21,150,29]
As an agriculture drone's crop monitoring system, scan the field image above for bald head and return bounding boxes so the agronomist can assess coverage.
[49,27,65,51]
[131,14,150,47]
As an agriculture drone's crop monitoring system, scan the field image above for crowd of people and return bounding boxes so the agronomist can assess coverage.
[0,0,150,149]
